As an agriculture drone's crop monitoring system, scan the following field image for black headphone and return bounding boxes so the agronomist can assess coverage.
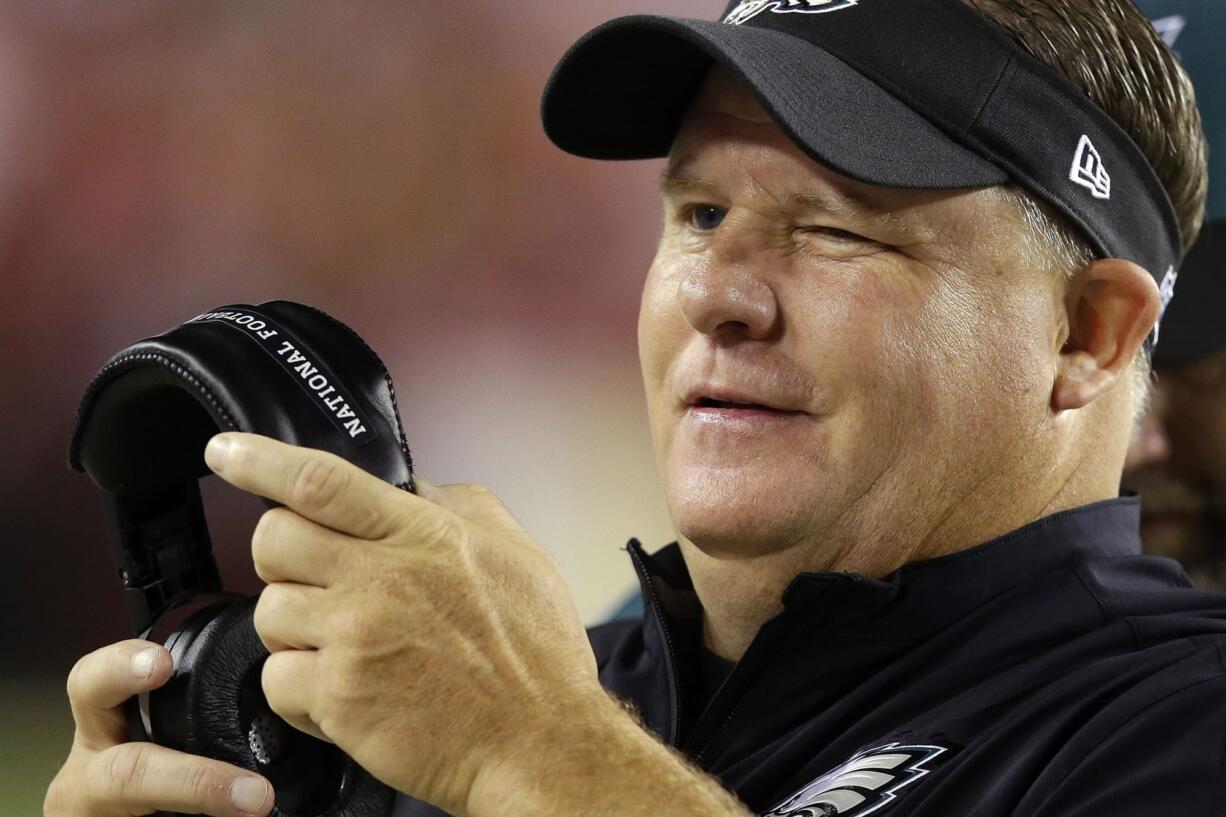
[69,301,413,817]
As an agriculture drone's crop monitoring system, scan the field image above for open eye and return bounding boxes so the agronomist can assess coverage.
[687,204,727,232]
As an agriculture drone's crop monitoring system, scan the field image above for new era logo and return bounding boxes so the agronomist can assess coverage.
[1070,135,1111,200]
[1159,265,1178,313]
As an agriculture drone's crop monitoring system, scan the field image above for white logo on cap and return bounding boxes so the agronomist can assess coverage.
[1070,135,1111,200]
[1151,15,1186,50]
[1155,265,1178,344]
[724,0,858,26]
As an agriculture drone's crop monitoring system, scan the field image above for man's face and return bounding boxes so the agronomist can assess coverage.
[637,70,1066,566]
[1124,350,1226,572]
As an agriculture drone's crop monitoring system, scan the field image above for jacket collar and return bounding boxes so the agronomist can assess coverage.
[631,497,1142,643]
[623,497,1145,751]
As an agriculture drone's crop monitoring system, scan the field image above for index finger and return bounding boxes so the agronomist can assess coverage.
[204,432,434,539]
[86,742,272,817]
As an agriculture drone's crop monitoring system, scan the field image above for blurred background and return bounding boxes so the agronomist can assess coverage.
[0,1,716,809]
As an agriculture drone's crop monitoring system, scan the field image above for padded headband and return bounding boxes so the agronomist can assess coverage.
[69,301,415,631]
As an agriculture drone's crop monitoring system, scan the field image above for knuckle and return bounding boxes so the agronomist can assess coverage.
[291,455,349,512]
[261,653,292,710]
[260,656,281,703]
[65,655,89,702]
[251,508,288,563]
[323,658,367,706]
[182,759,228,803]
[451,482,495,512]
[66,642,130,705]
[263,686,292,723]
[350,502,389,541]
[252,587,282,643]
[94,742,149,801]
[333,606,376,645]
[460,482,492,497]
[415,508,462,548]
[44,766,79,816]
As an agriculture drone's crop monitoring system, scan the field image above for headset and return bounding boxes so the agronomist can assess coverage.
[69,300,414,817]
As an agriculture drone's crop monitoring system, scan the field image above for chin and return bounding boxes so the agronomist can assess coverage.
[666,468,816,560]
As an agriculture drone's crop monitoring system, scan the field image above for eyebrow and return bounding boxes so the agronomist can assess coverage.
[658,167,892,224]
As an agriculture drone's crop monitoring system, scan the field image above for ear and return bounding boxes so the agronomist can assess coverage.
[1052,258,1160,412]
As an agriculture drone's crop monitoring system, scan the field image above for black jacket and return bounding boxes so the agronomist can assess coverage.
[394,498,1226,816]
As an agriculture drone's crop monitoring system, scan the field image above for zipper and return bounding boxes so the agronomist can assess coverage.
[628,540,684,747]
[688,578,844,764]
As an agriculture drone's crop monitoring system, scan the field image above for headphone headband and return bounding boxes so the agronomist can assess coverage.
[69,301,415,631]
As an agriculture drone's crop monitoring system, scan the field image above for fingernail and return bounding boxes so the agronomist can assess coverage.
[229,776,270,815]
[131,646,159,679]
[205,434,233,474]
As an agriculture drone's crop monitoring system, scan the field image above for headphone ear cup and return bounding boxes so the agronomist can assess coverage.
[150,597,395,817]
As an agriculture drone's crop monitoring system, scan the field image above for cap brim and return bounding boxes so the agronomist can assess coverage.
[542,15,1007,189]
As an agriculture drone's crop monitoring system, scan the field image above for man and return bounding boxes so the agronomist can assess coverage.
[1124,0,1226,588]
[42,1,1223,816]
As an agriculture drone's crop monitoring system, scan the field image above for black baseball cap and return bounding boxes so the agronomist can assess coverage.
[541,0,1186,345]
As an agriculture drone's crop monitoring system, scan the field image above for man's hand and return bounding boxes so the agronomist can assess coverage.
[44,640,273,817]
[205,432,604,815]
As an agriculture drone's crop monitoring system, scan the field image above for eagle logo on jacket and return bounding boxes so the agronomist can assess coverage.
[762,743,947,816]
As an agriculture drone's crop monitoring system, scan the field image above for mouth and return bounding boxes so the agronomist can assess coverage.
[690,397,804,415]
[682,382,811,415]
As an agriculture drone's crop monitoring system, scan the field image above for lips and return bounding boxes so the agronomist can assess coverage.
[695,396,774,410]
[682,385,807,415]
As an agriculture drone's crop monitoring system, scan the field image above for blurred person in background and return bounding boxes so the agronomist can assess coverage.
[41,2,1226,817]
[1123,0,1226,587]
[1124,225,1226,584]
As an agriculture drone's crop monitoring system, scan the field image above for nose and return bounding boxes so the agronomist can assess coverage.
[1124,387,1171,474]
[676,240,779,341]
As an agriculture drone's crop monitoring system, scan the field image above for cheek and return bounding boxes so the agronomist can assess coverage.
[807,262,931,396]
[638,255,689,437]
[783,265,923,465]
[789,258,900,357]
[971,284,1060,416]
[885,275,1055,445]
[637,257,672,364]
